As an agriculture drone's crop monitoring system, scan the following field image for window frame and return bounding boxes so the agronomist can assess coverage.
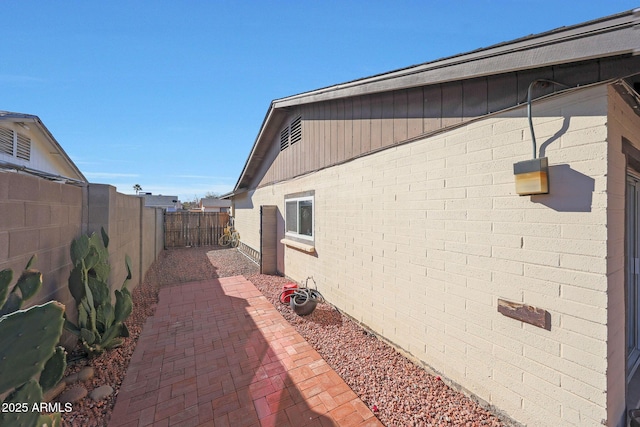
[284,190,314,243]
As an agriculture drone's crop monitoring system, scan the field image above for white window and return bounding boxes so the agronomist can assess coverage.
[285,194,314,241]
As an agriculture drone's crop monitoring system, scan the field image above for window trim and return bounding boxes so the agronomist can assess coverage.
[284,190,314,244]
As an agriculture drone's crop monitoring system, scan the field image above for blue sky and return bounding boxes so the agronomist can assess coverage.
[2,1,637,202]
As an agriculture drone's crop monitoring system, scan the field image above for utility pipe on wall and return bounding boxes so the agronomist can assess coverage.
[527,79,569,159]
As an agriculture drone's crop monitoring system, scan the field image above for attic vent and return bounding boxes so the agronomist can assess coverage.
[279,115,303,152]
[0,127,12,156]
[280,126,290,151]
[290,116,302,145]
[16,133,30,160]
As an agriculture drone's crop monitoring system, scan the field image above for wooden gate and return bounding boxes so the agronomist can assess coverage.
[164,212,229,248]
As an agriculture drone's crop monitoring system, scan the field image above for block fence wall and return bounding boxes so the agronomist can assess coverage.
[0,175,163,346]
[233,85,616,427]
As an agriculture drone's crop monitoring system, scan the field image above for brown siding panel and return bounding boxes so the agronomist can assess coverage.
[361,95,372,154]
[442,81,463,128]
[394,90,408,143]
[344,98,353,160]
[407,87,424,138]
[337,99,345,162]
[330,102,338,164]
[381,92,394,148]
[318,105,324,170]
[488,73,518,113]
[323,102,331,167]
[553,60,600,87]
[352,96,362,157]
[292,134,300,177]
[255,57,633,191]
[463,78,488,119]
[517,67,554,104]
[370,94,382,150]
[424,84,443,133]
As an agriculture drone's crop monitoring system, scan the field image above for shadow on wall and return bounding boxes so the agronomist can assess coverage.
[531,164,595,212]
[539,117,570,158]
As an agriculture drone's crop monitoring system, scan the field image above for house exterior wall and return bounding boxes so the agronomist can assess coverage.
[257,56,640,189]
[607,85,640,427]
[0,121,82,180]
[234,85,613,426]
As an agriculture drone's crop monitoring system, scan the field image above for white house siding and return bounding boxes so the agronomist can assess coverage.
[607,85,640,427]
[234,85,613,426]
[0,122,79,179]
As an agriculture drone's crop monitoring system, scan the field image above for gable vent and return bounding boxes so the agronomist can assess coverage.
[290,116,302,146]
[16,133,30,160]
[280,126,290,151]
[0,127,13,156]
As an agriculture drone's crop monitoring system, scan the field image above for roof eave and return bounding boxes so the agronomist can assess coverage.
[32,118,88,183]
[233,104,290,193]
[0,112,88,183]
[233,9,640,195]
[274,9,640,108]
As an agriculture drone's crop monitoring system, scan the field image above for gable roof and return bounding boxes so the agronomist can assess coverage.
[0,111,87,184]
[230,9,640,196]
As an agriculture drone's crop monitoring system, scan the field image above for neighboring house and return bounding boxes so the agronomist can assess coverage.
[198,197,231,212]
[226,10,640,427]
[138,193,181,211]
[0,111,86,183]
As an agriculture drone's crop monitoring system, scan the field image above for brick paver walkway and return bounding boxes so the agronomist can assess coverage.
[110,276,382,427]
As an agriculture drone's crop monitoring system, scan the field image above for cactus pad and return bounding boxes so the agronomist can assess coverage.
[39,346,67,392]
[0,379,43,427]
[15,270,43,302]
[0,301,65,395]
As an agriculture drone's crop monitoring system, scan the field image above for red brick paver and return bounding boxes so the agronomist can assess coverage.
[110,276,382,427]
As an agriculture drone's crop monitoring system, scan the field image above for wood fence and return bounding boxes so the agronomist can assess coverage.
[164,212,229,248]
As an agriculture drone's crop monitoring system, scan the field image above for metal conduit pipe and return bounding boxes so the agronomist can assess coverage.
[527,79,569,159]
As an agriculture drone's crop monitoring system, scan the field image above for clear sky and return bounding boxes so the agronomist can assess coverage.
[2,1,637,202]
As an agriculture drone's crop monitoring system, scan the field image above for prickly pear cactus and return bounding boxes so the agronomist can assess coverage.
[0,299,66,426]
[0,379,43,427]
[39,346,67,393]
[0,301,65,395]
[65,228,133,356]
[0,255,42,317]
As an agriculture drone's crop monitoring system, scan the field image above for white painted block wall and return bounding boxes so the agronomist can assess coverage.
[234,85,616,426]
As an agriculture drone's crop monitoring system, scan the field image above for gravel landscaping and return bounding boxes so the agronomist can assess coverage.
[59,246,504,426]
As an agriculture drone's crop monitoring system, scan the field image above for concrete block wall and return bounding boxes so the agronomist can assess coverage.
[0,172,84,308]
[235,84,614,426]
[1,178,164,346]
[87,183,163,293]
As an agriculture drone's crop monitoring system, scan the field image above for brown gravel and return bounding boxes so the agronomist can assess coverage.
[59,246,504,426]
[248,275,504,427]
